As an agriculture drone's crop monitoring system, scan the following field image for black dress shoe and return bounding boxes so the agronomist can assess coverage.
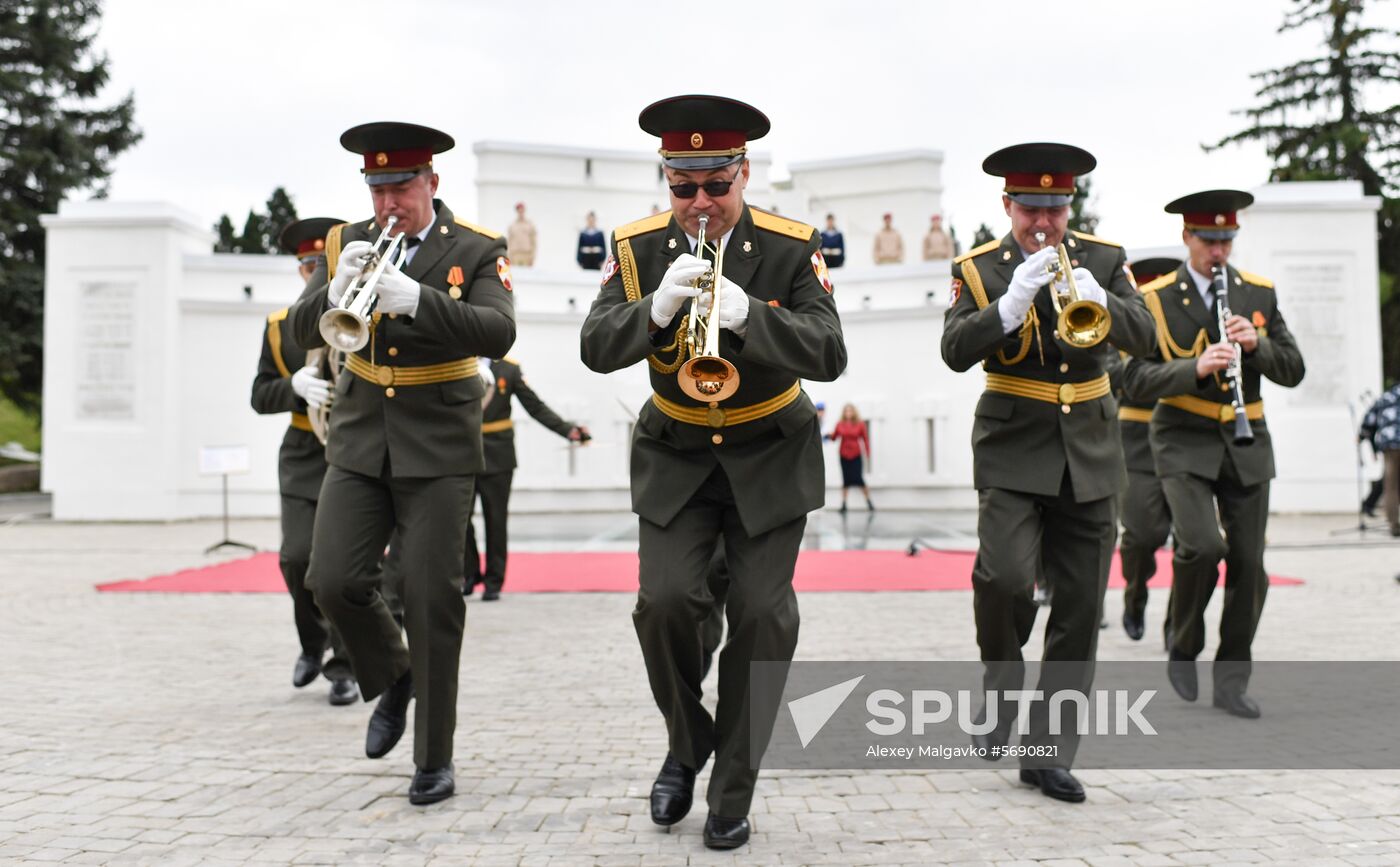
[481,588,501,601]
[1213,690,1261,719]
[1122,609,1145,641]
[328,678,359,706]
[649,752,697,826]
[703,813,750,849]
[408,764,454,805]
[1019,768,1086,803]
[365,671,413,759]
[1167,651,1198,702]
[462,582,478,597]
[292,653,322,688]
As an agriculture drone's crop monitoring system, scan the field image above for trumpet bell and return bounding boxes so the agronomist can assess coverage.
[1057,299,1112,348]
[678,355,740,402]
[318,308,370,353]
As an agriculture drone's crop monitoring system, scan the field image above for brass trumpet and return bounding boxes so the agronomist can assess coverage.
[1035,231,1111,348]
[318,216,408,352]
[678,215,740,402]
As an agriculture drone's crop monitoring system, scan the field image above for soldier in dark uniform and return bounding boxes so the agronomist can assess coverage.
[1115,256,1182,642]
[250,217,359,707]
[820,214,845,268]
[1123,190,1305,719]
[289,122,515,805]
[941,143,1157,803]
[464,356,589,601]
[580,95,846,850]
[577,211,606,269]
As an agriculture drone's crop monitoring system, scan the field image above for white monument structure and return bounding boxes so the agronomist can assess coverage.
[40,144,1380,521]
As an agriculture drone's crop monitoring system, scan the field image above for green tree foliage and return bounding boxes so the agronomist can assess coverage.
[1209,0,1400,380]
[1070,173,1101,236]
[0,0,141,412]
[214,186,298,254]
[972,223,996,247]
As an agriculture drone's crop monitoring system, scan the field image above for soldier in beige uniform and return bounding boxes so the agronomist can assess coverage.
[873,212,904,264]
[922,214,955,260]
[507,201,537,267]
[289,121,515,805]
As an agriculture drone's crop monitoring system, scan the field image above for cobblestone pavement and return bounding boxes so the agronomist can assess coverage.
[1,513,1398,865]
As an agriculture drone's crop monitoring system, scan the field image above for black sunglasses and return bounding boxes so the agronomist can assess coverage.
[668,168,742,200]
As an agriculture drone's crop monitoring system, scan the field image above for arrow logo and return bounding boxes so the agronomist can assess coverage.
[787,675,865,748]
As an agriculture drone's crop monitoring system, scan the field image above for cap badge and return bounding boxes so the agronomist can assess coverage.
[1215,214,1226,226]
[1039,174,1053,188]
[690,133,704,149]
[313,239,324,251]
[375,152,389,167]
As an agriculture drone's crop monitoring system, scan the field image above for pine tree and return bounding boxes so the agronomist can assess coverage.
[236,209,270,255]
[213,215,237,253]
[214,187,299,255]
[264,187,298,247]
[0,0,141,412]
[1070,174,1101,236]
[1209,0,1400,377]
[972,223,996,247]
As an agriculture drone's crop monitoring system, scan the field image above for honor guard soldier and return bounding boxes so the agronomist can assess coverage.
[289,121,516,805]
[941,143,1157,803]
[250,217,358,707]
[580,95,846,849]
[1123,190,1305,719]
[577,211,606,270]
[819,213,845,268]
[464,356,589,600]
[1115,256,1182,643]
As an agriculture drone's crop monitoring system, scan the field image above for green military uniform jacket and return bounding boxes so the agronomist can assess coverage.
[480,357,575,474]
[251,308,328,501]
[941,231,1158,502]
[1107,351,1156,474]
[289,200,516,478]
[1122,265,1306,487]
[580,206,847,536]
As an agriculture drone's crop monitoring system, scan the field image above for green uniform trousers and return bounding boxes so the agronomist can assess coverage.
[1161,456,1270,694]
[279,495,352,681]
[635,467,803,818]
[1119,470,1172,622]
[307,466,473,769]
[701,539,729,660]
[464,469,513,592]
[972,479,1115,767]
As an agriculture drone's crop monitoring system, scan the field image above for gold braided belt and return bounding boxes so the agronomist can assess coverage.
[481,419,514,434]
[1118,406,1154,423]
[290,412,313,432]
[651,382,802,429]
[984,372,1111,412]
[345,354,479,387]
[1161,395,1263,424]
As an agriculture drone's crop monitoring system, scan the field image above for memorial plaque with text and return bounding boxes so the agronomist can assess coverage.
[1273,254,1347,406]
[76,282,137,420]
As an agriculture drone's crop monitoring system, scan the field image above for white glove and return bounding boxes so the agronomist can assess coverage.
[1070,268,1108,306]
[328,240,374,306]
[998,246,1058,334]
[375,261,422,317]
[696,276,751,337]
[291,366,330,410]
[650,253,709,328]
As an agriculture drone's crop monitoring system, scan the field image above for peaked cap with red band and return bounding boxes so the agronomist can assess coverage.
[1127,256,1183,286]
[278,216,346,260]
[639,94,770,171]
[982,142,1096,207]
[1165,189,1254,240]
[339,121,455,186]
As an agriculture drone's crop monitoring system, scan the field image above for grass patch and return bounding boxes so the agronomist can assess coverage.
[0,398,40,453]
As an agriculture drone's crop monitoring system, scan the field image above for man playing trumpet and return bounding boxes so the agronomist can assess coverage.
[289,121,516,805]
[941,142,1157,803]
[580,95,846,849]
[1122,190,1305,719]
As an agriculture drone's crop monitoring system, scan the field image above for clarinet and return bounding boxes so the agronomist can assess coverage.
[1212,265,1255,445]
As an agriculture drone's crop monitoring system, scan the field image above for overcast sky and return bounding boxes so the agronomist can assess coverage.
[93,0,1398,247]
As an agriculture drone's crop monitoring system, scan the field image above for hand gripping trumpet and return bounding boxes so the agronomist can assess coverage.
[1212,264,1255,445]
[678,215,741,402]
[318,216,409,353]
[1034,231,1111,348]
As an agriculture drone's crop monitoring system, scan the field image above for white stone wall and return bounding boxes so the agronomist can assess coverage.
[39,170,1378,520]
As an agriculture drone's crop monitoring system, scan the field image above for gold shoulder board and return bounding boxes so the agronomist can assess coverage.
[1070,231,1123,248]
[325,223,347,279]
[1238,270,1274,289]
[750,207,816,241]
[614,211,672,241]
[454,216,503,240]
[953,238,1001,265]
[267,307,289,325]
[1137,271,1177,294]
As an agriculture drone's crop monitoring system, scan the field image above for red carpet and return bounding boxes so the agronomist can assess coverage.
[96,549,1302,594]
